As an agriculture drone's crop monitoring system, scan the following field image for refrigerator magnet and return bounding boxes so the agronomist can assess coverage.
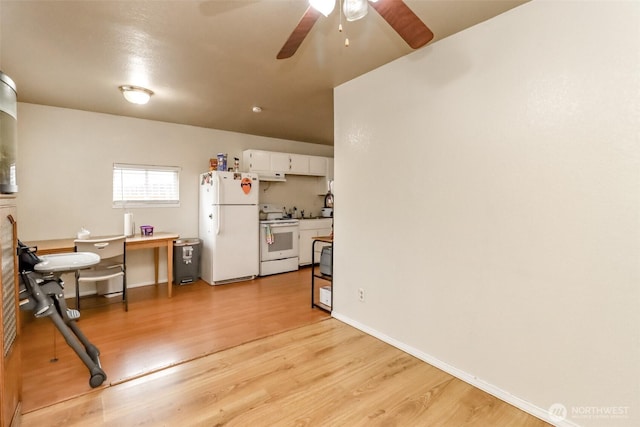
[241,177,252,194]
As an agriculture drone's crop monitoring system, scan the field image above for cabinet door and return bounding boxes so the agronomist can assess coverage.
[288,154,309,175]
[298,229,315,265]
[270,152,290,173]
[313,222,332,262]
[245,150,271,172]
[309,156,327,176]
[0,204,20,427]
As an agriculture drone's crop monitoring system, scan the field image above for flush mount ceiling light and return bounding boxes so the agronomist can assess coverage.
[252,106,263,113]
[118,85,154,105]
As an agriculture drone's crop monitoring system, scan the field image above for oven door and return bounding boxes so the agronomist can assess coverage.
[260,223,299,261]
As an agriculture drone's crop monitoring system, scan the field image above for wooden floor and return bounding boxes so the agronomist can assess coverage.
[20,269,549,426]
[20,269,328,412]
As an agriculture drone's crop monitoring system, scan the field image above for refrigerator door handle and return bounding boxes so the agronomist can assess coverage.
[216,205,221,235]
[216,172,222,206]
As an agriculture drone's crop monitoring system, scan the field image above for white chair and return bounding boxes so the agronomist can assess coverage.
[74,236,127,311]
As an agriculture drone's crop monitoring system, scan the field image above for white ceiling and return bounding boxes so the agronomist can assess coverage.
[0,0,527,146]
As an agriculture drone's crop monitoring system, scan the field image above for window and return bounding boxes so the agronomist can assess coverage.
[113,163,180,208]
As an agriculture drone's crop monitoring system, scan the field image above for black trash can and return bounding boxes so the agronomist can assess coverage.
[173,238,201,284]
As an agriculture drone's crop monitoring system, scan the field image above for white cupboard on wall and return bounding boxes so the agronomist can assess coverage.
[299,218,333,265]
[289,154,309,175]
[244,150,270,172]
[243,150,291,173]
[270,152,290,173]
[309,156,328,176]
[243,150,332,177]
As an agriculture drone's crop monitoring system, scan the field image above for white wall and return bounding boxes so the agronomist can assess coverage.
[16,104,332,288]
[333,2,639,426]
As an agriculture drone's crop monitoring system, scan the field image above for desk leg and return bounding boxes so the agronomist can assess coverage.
[153,248,159,284]
[167,241,173,298]
[311,240,316,308]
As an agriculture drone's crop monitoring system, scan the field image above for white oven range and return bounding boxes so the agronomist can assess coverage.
[259,204,300,276]
[259,218,299,276]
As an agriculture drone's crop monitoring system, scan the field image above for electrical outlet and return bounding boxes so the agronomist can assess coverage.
[358,288,365,302]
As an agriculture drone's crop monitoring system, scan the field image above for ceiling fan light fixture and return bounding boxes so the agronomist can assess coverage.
[343,0,368,21]
[119,85,154,105]
[309,0,335,17]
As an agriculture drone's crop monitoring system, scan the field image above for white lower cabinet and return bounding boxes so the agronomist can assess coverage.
[299,219,333,265]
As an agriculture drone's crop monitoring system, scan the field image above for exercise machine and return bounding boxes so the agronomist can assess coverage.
[17,241,107,388]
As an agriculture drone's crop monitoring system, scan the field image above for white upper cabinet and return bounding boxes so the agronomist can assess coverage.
[243,150,333,177]
[289,154,309,174]
[270,152,290,173]
[309,156,328,176]
[243,150,289,173]
[243,150,271,172]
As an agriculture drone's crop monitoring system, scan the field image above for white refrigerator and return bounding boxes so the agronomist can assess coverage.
[199,171,259,285]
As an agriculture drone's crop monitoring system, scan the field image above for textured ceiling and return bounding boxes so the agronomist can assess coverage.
[0,0,527,146]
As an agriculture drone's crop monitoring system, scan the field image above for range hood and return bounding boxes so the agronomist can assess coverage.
[257,171,286,182]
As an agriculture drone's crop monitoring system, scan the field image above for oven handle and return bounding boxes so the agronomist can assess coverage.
[261,223,298,228]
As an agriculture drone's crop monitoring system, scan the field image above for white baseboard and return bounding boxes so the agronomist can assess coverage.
[331,311,581,427]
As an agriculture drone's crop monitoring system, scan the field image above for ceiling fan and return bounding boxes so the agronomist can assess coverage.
[277,0,434,59]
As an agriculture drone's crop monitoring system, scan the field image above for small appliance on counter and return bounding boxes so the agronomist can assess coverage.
[259,204,300,276]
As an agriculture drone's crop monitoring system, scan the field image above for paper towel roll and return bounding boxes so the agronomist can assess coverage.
[124,213,134,237]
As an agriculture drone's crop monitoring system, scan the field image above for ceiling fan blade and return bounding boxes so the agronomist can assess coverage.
[370,0,434,49]
[277,6,322,59]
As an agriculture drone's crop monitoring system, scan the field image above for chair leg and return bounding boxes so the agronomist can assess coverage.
[75,272,81,310]
[123,271,128,312]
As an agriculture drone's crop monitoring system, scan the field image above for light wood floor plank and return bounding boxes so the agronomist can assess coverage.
[20,270,329,411]
[20,270,549,426]
[21,319,550,426]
